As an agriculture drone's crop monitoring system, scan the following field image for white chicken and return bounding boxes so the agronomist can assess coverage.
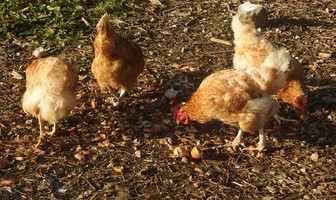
[22,57,78,147]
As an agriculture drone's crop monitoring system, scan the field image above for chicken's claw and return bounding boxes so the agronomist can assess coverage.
[255,141,266,152]
[244,128,267,152]
[231,129,243,150]
[273,114,299,125]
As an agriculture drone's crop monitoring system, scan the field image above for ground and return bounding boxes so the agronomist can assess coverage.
[0,0,335,199]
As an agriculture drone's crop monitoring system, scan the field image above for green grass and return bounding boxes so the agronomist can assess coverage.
[209,19,232,36]
[0,0,144,52]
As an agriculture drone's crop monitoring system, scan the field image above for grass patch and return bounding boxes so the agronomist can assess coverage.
[209,19,232,36]
[0,0,144,52]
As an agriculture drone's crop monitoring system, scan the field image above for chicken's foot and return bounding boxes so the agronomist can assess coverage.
[109,89,126,107]
[35,114,57,147]
[243,128,267,152]
[273,113,298,125]
[232,129,244,150]
[108,90,119,106]
[118,89,126,104]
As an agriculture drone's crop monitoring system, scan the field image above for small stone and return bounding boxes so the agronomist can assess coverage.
[310,153,319,162]
[25,119,33,125]
[134,150,141,158]
[165,88,178,98]
[150,0,163,6]
[32,47,47,58]
[191,146,203,159]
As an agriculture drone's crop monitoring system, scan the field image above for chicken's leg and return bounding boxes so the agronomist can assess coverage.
[36,114,46,147]
[35,115,57,147]
[256,128,267,152]
[116,89,126,106]
[108,89,119,105]
[232,129,244,150]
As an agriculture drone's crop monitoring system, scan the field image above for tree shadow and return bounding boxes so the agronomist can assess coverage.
[307,83,336,112]
[269,17,334,28]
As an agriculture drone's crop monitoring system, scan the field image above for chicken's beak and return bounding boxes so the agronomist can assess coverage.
[298,95,308,111]
[294,95,308,111]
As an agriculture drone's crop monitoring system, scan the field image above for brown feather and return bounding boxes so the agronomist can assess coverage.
[22,56,77,124]
[92,14,145,94]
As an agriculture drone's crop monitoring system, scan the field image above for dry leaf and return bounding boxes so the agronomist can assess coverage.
[91,99,97,108]
[74,153,85,160]
[0,180,13,186]
[0,158,7,169]
[64,156,77,165]
[162,119,171,125]
[113,166,124,173]
[173,146,189,158]
[98,139,112,148]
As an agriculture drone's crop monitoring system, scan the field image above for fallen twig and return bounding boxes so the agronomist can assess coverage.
[210,37,232,46]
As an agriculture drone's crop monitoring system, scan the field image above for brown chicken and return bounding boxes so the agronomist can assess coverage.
[174,49,291,151]
[231,14,307,112]
[92,14,145,106]
[22,57,78,147]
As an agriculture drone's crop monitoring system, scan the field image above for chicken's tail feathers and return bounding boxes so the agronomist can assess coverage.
[260,47,291,74]
[96,14,114,36]
[247,48,291,94]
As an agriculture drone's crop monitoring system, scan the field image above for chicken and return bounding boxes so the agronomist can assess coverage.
[22,57,78,147]
[92,14,145,107]
[173,49,291,151]
[231,13,307,112]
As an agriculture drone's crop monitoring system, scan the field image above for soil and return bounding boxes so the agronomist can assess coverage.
[0,0,335,199]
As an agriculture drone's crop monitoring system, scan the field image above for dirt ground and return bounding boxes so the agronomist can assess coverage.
[0,0,335,199]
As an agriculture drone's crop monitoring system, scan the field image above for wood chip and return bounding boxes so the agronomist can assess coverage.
[210,37,232,46]
[11,70,23,79]
[318,52,332,59]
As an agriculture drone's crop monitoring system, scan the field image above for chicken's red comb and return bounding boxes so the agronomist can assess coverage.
[172,106,180,118]
[169,98,177,105]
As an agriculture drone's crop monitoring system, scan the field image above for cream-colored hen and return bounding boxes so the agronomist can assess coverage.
[174,49,291,151]
[22,57,77,147]
[232,13,307,112]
